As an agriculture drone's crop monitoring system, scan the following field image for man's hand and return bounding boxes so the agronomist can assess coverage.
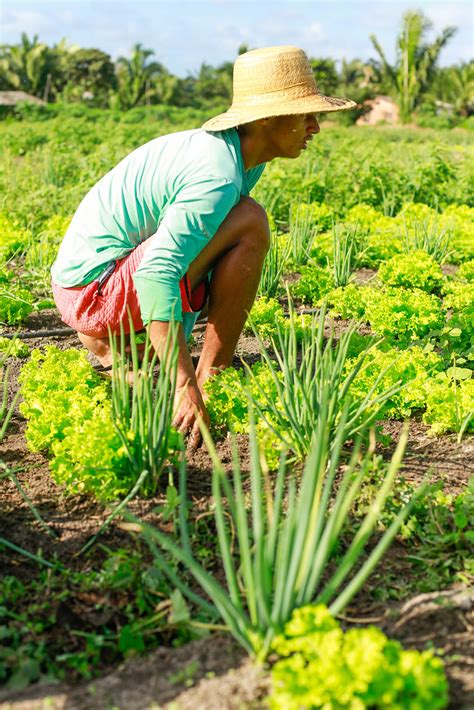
[149,320,211,449]
[173,381,210,450]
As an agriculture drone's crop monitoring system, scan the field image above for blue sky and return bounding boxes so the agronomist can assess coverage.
[1,1,472,76]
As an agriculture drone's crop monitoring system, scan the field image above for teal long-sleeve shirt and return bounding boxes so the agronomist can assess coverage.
[51,128,265,324]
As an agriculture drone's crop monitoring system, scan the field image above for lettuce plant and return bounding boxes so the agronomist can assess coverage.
[0,337,29,358]
[289,262,334,305]
[457,259,474,282]
[0,212,31,259]
[19,347,110,453]
[244,296,286,340]
[378,250,444,293]
[423,370,474,437]
[50,406,132,499]
[0,288,34,325]
[344,345,444,419]
[269,605,448,710]
[290,201,334,232]
[442,281,474,312]
[343,204,401,267]
[327,284,373,319]
[365,287,444,345]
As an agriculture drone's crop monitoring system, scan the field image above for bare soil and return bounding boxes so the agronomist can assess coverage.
[1,309,473,709]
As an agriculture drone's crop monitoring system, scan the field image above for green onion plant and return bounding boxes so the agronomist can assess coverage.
[330,224,360,287]
[288,199,318,268]
[245,301,400,462]
[402,217,452,264]
[257,230,291,298]
[109,318,180,495]
[130,413,426,662]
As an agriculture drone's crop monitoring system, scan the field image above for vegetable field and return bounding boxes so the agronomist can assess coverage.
[0,106,473,709]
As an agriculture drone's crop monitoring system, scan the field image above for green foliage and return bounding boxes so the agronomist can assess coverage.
[423,370,474,436]
[330,224,360,287]
[457,259,474,282]
[344,204,394,232]
[345,345,444,419]
[108,326,181,495]
[0,212,31,258]
[431,305,474,364]
[442,281,474,312]
[327,284,372,319]
[204,362,284,467]
[439,205,474,262]
[243,308,403,462]
[136,416,420,662]
[0,287,34,325]
[19,346,109,453]
[245,297,314,344]
[290,201,334,232]
[362,232,403,267]
[269,604,448,709]
[286,202,321,268]
[343,205,402,267]
[244,296,286,339]
[0,549,173,688]
[50,406,132,499]
[354,474,474,589]
[289,262,334,305]
[370,9,456,123]
[19,338,180,500]
[378,250,444,292]
[0,337,29,358]
[365,287,445,345]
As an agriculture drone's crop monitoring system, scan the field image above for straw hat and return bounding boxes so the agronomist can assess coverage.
[202,45,356,132]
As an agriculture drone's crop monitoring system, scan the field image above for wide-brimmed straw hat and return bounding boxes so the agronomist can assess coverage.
[202,45,356,132]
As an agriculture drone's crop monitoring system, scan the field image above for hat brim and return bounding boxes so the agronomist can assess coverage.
[202,93,357,131]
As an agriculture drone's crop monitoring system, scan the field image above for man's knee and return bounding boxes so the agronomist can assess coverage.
[237,197,271,252]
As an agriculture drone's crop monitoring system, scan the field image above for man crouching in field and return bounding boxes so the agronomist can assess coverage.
[51,45,355,446]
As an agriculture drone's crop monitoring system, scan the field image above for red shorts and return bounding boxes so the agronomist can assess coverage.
[52,240,208,338]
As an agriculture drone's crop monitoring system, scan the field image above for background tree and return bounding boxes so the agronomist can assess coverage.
[115,43,167,109]
[0,33,54,99]
[191,61,232,107]
[61,48,117,106]
[310,57,339,95]
[429,61,474,117]
[370,10,456,122]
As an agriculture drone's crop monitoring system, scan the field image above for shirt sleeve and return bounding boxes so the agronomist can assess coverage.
[133,178,239,324]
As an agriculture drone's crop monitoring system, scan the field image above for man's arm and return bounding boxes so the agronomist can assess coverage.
[148,320,210,447]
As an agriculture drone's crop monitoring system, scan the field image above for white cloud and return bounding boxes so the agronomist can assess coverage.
[303,22,325,40]
[1,8,56,36]
[422,2,473,32]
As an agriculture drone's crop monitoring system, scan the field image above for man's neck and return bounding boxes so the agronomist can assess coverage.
[239,131,273,170]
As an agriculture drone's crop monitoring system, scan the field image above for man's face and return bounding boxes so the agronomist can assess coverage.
[266,113,320,159]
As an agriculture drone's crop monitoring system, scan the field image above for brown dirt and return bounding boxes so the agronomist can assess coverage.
[1,309,473,709]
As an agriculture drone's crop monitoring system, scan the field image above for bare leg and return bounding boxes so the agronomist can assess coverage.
[76,197,269,375]
[76,332,147,369]
[77,333,113,368]
[190,198,270,388]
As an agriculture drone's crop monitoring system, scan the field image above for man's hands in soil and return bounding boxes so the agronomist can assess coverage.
[173,382,210,450]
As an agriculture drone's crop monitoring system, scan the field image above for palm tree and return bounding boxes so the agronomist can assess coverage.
[0,33,53,98]
[116,43,166,109]
[370,10,456,122]
[431,62,474,116]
